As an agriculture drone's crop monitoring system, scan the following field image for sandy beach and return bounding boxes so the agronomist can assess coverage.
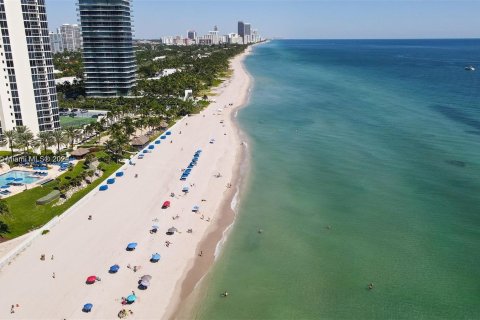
[0,47,253,319]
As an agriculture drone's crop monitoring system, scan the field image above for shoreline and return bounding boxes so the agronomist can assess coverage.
[167,46,256,320]
[0,45,258,320]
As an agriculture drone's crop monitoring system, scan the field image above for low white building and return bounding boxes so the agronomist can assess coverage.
[147,68,179,80]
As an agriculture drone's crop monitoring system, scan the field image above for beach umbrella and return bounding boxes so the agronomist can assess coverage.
[182,186,189,192]
[126,242,138,250]
[140,279,150,288]
[150,253,161,262]
[166,131,172,135]
[162,201,171,209]
[82,303,93,313]
[192,205,200,212]
[13,178,23,182]
[116,171,124,177]
[152,225,159,230]
[86,276,97,284]
[166,227,177,235]
[99,185,108,191]
[141,275,152,282]
[6,177,15,181]
[148,145,155,149]
[1,185,10,189]
[160,136,166,140]
[142,150,148,153]
[155,140,161,144]
[109,264,120,273]
[126,294,136,303]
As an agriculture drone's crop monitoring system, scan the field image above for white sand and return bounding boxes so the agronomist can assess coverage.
[0,48,252,319]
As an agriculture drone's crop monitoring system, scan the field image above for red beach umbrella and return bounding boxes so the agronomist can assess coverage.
[162,201,171,209]
[86,276,97,284]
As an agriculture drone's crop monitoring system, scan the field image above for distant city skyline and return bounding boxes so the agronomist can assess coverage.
[45,0,480,39]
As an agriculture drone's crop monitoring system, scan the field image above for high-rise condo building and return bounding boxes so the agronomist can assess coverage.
[49,31,64,53]
[59,24,82,51]
[244,23,251,37]
[78,0,136,97]
[238,21,245,37]
[0,0,60,135]
[187,30,196,40]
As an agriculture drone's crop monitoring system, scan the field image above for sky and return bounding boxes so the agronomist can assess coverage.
[44,0,480,39]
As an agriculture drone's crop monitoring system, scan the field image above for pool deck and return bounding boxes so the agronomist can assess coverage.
[0,163,77,198]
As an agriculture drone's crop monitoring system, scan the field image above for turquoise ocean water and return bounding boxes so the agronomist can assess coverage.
[195,40,480,319]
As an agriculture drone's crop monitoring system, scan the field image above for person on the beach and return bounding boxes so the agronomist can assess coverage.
[88,215,92,220]
[199,250,203,257]
[10,305,14,314]
[134,173,138,178]
[52,272,55,279]
[51,254,54,260]
[207,217,211,222]
[133,266,137,272]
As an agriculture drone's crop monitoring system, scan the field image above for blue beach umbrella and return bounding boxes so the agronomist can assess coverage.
[155,140,161,144]
[99,185,108,191]
[14,178,23,182]
[126,295,136,303]
[82,303,93,313]
[6,177,15,181]
[126,242,138,250]
[107,178,115,184]
[166,131,172,135]
[116,171,124,177]
[160,136,166,140]
[1,185,10,189]
[150,253,161,262]
[148,145,155,149]
[142,150,148,153]
[109,264,120,273]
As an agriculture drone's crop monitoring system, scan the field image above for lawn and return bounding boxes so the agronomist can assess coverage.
[0,157,121,239]
[60,116,96,128]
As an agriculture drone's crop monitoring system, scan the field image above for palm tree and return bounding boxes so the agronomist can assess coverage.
[52,130,66,153]
[64,127,79,148]
[37,131,54,155]
[3,130,16,156]
[14,126,34,153]
[104,132,128,163]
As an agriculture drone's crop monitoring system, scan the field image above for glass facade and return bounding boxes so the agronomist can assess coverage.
[78,0,136,97]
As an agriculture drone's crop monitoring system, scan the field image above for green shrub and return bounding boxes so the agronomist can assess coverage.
[0,200,10,215]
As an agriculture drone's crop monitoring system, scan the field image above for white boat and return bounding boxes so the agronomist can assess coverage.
[465,65,475,71]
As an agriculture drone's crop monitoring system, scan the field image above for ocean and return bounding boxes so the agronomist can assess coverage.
[194,40,480,319]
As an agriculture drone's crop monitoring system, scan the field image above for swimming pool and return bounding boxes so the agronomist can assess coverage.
[0,170,40,186]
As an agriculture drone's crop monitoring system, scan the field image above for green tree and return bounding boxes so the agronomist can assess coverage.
[14,126,34,153]
[3,130,16,156]
[64,127,79,148]
[37,131,54,155]
[52,130,66,153]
